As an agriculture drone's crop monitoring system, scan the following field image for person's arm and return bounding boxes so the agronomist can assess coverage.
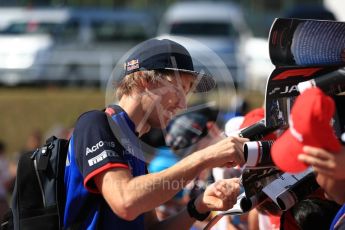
[247,209,259,230]
[144,178,240,230]
[94,136,247,221]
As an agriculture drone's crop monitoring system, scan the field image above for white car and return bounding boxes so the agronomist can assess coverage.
[0,34,53,86]
[0,8,156,86]
[158,1,251,87]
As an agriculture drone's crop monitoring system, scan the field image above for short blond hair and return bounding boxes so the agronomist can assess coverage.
[116,70,177,100]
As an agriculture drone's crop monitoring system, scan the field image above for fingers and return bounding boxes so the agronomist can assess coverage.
[298,154,337,176]
[298,146,345,180]
[310,166,335,177]
[214,179,240,196]
[208,135,248,168]
[203,179,241,211]
[298,153,333,169]
[223,162,236,168]
[298,146,336,171]
[303,146,334,160]
[231,137,247,165]
[230,136,250,144]
[234,142,246,165]
[212,179,240,210]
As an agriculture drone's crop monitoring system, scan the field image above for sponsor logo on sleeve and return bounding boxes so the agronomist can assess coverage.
[88,150,121,166]
[85,141,116,155]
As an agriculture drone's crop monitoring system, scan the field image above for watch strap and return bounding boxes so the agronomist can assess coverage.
[187,198,210,221]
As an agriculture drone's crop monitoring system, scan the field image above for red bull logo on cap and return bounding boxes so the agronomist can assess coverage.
[126,59,139,71]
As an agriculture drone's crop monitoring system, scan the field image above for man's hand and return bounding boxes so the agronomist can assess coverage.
[194,178,241,213]
[298,146,345,180]
[202,136,248,168]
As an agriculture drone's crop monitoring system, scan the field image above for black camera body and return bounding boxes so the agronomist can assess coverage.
[237,119,279,141]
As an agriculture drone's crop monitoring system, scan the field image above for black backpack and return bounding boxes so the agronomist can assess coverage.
[1,106,125,230]
[1,136,69,230]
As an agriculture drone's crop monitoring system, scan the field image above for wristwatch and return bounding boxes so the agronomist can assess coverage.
[187,198,210,221]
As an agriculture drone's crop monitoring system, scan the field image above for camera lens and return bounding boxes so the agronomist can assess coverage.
[243,140,275,168]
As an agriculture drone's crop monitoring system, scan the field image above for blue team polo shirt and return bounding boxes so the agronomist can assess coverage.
[330,204,345,230]
[64,106,147,229]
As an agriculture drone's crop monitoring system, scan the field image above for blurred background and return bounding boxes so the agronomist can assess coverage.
[0,0,343,164]
[0,0,345,227]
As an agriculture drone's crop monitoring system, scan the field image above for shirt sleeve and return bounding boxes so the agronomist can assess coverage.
[73,110,129,193]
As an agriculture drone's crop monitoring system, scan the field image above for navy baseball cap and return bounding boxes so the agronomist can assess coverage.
[123,38,216,92]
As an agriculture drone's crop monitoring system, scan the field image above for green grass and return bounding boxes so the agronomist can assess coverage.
[0,87,104,154]
[0,87,264,155]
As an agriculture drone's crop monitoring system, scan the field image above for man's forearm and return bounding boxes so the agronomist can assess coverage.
[123,149,209,215]
[119,135,245,217]
[97,136,244,220]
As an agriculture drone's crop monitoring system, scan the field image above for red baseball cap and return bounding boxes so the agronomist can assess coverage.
[240,108,277,141]
[271,88,341,173]
[240,108,264,129]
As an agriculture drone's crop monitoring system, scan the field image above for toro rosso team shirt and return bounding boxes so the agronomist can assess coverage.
[331,204,345,230]
[64,107,147,229]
